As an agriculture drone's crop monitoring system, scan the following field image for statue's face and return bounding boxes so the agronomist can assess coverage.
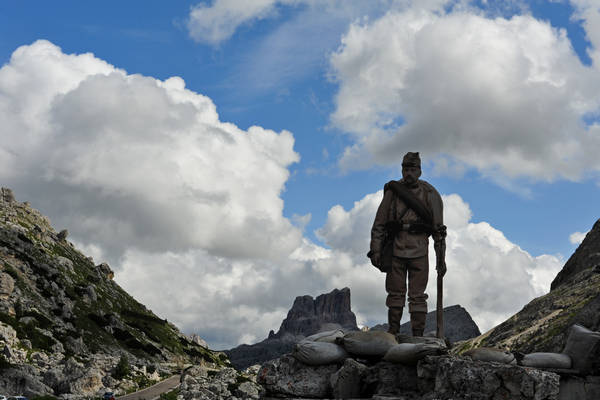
[402,165,421,185]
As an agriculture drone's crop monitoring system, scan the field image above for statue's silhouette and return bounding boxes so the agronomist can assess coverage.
[368,152,447,337]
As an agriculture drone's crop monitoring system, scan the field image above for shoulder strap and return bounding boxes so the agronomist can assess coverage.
[384,180,432,225]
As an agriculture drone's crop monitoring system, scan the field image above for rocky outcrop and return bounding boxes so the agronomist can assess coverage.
[371,304,481,343]
[274,287,358,338]
[257,354,561,399]
[552,218,600,290]
[179,365,264,400]
[225,288,359,370]
[0,188,222,397]
[455,228,600,368]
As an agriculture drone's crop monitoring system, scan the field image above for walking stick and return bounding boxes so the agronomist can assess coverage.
[436,270,444,339]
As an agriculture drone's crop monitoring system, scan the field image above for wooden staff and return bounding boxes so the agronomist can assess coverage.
[436,271,444,339]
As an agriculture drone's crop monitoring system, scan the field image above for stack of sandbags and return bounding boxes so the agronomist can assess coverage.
[560,324,600,374]
[520,352,572,369]
[384,335,447,365]
[336,331,398,358]
[292,330,349,366]
[463,347,517,364]
[517,324,599,372]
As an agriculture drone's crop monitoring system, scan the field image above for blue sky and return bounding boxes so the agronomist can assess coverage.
[1,0,599,349]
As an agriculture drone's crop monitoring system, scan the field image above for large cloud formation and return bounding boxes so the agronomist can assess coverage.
[1,40,561,349]
[0,40,301,263]
[329,3,600,181]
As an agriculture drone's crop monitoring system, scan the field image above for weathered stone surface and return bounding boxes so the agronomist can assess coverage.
[559,375,600,400]
[0,365,54,397]
[0,272,15,298]
[179,365,264,400]
[419,356,560,400]
[330,358,367,398]
[256,354,562,399]
[363,361,419,398]
[257,354,338,398]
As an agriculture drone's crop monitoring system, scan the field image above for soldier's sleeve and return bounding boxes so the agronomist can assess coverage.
[370,188,393,254]
[429,187,445,243]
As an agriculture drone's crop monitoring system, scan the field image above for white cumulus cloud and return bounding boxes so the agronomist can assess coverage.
[0,40,301,263]
[569,230,588,245]
[329,6,600,182]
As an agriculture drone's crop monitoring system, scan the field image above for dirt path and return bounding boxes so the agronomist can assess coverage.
[117,375,181,400]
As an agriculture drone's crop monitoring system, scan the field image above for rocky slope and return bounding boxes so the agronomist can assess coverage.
[455,218,600,374]
[371,304,481,343]
[225,287,359,370]
[0,188,227,397]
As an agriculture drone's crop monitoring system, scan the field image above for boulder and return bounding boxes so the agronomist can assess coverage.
[330,358,367,398]
[257,354,338,398]
[0,365,54,397]
[418,355,560,400]
[179,365,264,400]
[0,272,15,298]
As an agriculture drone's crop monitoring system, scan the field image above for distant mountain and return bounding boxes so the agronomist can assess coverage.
[0,188,227,397]
[226,287,359,370]
[370,304,481,343]
[455,217,600,375]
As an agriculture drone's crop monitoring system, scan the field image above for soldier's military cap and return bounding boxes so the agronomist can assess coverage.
[402,152,421,167]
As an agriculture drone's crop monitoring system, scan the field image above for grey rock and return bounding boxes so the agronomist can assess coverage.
[1,188,15,203]
[559,375,600,400]
[0,321,18,346]
[85,284,98,302]
[330,358,367,398]
[257,354,338,398]
[179,365,264,400]
[0,272,15,298]
[0,365,54,397]
[418,355,560,400]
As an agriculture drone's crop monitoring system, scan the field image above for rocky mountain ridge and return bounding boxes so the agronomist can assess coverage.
[225,287,359,370]
[0,188,227,397]
[456,218,600,375]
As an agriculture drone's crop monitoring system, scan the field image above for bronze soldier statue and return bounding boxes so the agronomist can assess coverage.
[368,152,447,336]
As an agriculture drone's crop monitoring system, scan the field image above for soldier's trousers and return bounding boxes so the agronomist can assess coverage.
[385,255,429,313]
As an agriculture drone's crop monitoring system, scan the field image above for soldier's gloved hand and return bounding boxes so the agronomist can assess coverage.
[370,252,381,268]
[436,260,447,277]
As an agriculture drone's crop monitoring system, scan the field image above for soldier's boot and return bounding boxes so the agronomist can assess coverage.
[410,312,427,337]
[387,307,403,335]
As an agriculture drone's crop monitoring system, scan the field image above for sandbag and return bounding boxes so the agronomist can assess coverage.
[292,340,349,366]
[464,347,516,364]
[383,343,442,365]
[337,331,397,357]
[396,334,447,348]
[305,329,345,343]
[563,324,600,374]
[521,352,572,369]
